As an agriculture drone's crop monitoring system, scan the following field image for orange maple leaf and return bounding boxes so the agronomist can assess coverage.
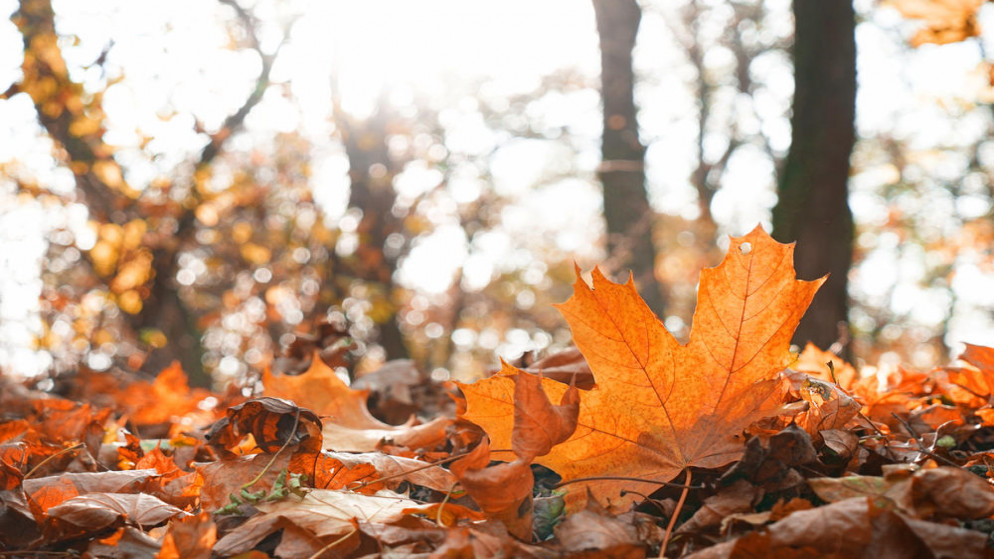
[459,227,823,505]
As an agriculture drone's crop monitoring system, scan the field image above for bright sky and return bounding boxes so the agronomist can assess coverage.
[3,0,994,376]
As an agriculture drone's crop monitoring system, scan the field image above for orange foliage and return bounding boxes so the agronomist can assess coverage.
[461,227,822,505]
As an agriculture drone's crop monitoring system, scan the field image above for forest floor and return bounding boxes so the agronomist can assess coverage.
[3,230,994,558]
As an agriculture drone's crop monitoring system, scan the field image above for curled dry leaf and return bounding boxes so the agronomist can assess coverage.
[783,370,862,438]
[460,227,823,506]
[943,343,994,409]
[512,368,580,460]
[205,397,322,455]
[450,438,535,540]
[352,359,423,424]
[46,492,187,538]
[449,368,579,539]
[321,415,451,453]
[205,397,323,481]
[821,429,860,461]
[721,425,818,493]
[910,467,994,519]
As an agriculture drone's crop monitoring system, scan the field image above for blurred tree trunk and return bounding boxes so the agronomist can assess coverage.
[772,0,856,355]
[592,0,666,316]
[333,104,410,360]
[9,0,273,386]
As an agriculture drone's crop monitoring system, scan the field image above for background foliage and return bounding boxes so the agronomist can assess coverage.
[2,0,994,386]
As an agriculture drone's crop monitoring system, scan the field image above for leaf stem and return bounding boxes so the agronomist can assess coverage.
[889,412,965,471]
[306,527,357,559]
[24,443,85,480]
[346,450,472,492]
[660,469,691,559]
[435,482,461,527]
[241,409,301,491]
[619,490,668,518]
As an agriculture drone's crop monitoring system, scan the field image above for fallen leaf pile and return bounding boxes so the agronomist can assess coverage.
[3,226,994,557]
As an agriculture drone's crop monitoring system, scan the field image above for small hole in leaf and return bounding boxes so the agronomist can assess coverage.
[739,242,752,255]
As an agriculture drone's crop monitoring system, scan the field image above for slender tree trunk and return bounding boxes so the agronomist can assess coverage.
[11,0,276,386]
[772,0,856,355]
[336,106,409,360]
[129,211,207,385]
[592,0,666,316]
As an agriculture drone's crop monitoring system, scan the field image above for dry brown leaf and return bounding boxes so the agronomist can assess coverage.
[677,480,759,534]
[321,415,451,453]
[554,509,645,558]
[784,370,862,437]
[46,492,187,536]
[402,502,487,525]
[197,452,290,512]
[213,489,417,557]
[88,526,162,558]
[264,353,451,453]
[687,496,990,558]
[910,467,994,519]
[314,450,456,493]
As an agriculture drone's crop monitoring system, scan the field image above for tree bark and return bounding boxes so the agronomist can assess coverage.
[592,0,665,316]
[772,0,856,355]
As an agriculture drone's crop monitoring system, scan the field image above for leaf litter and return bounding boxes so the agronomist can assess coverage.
[2,227,994,557]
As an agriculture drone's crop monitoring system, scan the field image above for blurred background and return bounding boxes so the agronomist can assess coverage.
[2,0,994,387]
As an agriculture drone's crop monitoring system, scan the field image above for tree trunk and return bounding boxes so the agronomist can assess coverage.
[12,0,280,386]
[592,0,666,316]
[336,106,409,360]
[772,0,856,356]
[128,212,208,385]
